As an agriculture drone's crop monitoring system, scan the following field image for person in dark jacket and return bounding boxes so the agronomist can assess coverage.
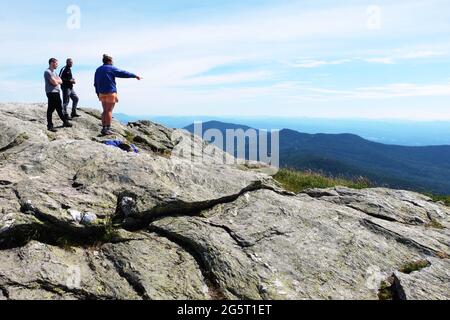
[59,58,80,119]
[94,54,141,136]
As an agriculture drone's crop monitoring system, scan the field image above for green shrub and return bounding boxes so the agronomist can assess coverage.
[399,260,430,274]
[378,279,394,300]
[123,130,136,144]
[273,169,371,193]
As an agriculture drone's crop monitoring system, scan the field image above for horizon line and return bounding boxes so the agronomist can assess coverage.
[2,102,450,122]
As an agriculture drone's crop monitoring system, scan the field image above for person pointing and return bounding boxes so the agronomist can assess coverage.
[94,54,141,136]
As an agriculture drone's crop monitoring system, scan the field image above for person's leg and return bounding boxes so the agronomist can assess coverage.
[55,93,71,126]
[101,101,110,135]
[61,88,70,119]
[46,93,56,129]
[105,103,115,127]
[70,89,80,116]
[100,102,115,135]
[101,101,108,127]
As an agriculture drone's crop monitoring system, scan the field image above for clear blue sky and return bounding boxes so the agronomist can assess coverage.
[1,0,450,119]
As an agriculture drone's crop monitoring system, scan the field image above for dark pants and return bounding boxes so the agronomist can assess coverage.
[46,92,66,128]
[62,87,79,116]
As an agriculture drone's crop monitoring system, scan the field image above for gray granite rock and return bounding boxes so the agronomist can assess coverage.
[0,103,448,300]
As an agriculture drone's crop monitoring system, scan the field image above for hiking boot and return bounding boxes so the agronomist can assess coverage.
[63,121,73,128]
[101,128,114,136]
[71,113,81,118]
[47,126,57,133]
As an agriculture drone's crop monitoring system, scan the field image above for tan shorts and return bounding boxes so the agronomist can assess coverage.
[99,93,119,104]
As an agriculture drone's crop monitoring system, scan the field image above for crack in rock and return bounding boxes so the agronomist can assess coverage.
[121,180,294,230]
[378,275,405,300]
[2,180,288,253]
[0,277,113,300]
[390,274,407,300]
[0,285,10,300]
[360,219,442,257]
[148,225,228,300]
[345,204,400,223]
[203,221,253,248]
[204,221,289,249]
[0,132,29,153]
[102,252,150,300]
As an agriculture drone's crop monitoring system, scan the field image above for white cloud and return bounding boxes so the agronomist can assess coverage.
[353,83,450,99]
[285,59,351,68]
[361,49,446,65]
[400,50,445,59]
[297,82,450,100]
[183,71,270,86]
[363,57,395,64]
[287,48,448,68]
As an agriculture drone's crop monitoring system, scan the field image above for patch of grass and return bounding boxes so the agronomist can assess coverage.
[123,130,136,144]
[378,278,394,300]
[399,260,430,274]
[99,219,121,243]
[427,194,450,207]
[427,219,445,230]
[273,168,372,193]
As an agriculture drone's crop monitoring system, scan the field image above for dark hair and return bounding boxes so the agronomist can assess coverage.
[49,58,58,65]
[103,54,113,64]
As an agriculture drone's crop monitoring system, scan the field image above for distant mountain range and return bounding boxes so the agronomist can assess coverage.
[184,121,450,195]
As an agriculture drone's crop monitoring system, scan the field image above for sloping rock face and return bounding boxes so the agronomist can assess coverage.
[0,103,449,300]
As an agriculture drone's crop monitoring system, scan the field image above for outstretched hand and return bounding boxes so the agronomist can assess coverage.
[136,76,142,81]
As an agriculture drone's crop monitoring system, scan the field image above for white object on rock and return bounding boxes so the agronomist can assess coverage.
[0,221,13,233]
[68,209,82,222]
[81,212,97,224]
[120,197,135,217]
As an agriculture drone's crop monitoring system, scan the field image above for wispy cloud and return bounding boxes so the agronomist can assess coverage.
[361,49,446,65]
[350,82,450,99]
[362,57,395,64]
[284,49,448,69]
[283,59,352,68]
[183,71,271,86]
[401,50,445,59]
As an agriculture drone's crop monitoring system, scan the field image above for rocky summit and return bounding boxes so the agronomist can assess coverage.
[0,103,449,300]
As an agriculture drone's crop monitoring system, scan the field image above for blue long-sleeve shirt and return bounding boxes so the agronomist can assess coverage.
[94,64,137,94]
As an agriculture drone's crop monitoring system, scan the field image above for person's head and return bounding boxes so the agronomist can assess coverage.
[102,54,113,65]
[48,58,58,70]
[66,58,73,68]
